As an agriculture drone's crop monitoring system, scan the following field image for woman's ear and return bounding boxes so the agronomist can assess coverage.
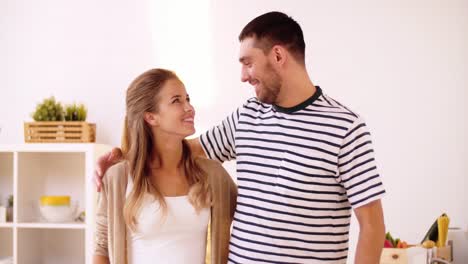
[144,112,159,126]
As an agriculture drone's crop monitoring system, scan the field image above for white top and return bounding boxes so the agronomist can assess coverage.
[126,177,210,264]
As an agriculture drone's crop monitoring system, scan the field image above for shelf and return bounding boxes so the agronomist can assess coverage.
[17,152,85,223]
[0,143,112,264]
[0,143,107,153]
[17,222,86,229]
[0,152,13,210]
[0,222,14,228]
[2,222,86,229]
[0,228,13,259]
[17,228,85,264]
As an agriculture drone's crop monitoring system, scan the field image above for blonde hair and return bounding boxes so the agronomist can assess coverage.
[122,68,211,231]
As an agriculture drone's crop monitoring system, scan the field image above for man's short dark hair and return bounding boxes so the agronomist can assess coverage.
[239,11,306,64]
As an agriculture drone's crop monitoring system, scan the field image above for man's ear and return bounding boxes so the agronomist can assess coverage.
[144,112,159,126]
[271,45,287,66]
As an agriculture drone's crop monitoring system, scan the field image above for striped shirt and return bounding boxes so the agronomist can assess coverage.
[200,87,385,263]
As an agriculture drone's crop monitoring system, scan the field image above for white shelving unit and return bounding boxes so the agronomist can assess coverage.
[0,143,112,264]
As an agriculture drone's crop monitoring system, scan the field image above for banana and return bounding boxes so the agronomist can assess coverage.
[437,213,450,247]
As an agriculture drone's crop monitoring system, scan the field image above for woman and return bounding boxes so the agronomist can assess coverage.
[93,68,237,264]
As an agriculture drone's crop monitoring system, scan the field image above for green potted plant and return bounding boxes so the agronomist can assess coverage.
[25,97,95,143]
[6,195,13,222]
[31,96,65,121]
[64,103,87,121]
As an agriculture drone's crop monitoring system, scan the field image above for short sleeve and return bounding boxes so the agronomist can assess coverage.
[338,117,386,208]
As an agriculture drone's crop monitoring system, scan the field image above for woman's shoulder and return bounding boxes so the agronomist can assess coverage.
[194,157,224,172]
[103,161,128,186]
[194,157,234,184]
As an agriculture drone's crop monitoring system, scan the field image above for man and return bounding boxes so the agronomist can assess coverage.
[96,11,385,263]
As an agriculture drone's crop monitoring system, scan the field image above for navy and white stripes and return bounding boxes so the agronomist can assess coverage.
[200,87,385,263]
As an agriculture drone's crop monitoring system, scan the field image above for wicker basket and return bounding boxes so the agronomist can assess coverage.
[24,122,96,143]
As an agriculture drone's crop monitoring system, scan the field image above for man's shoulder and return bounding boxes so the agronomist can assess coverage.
[313,92,364,125]
[240,97,273,112]
[320,94,359,116]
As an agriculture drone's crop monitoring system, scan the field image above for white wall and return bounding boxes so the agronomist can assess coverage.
[0,0,155,145]
[1,0,467,262]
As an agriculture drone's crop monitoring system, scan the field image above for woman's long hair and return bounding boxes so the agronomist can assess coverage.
[122,68,211,231]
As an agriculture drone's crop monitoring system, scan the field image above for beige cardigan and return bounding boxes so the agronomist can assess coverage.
[94,158,237,264]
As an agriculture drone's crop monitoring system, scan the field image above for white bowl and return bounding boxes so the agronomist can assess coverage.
[39,202,78,223]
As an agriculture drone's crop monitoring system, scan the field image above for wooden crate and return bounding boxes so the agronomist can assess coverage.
[24,122,96,143]
[380,246,452,264]
[380,248,408,264]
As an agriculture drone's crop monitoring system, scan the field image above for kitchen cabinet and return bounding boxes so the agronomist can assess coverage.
[0,144,111,264]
